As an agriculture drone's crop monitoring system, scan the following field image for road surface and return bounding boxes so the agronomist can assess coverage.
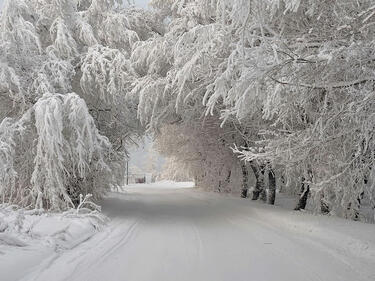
[19,183,375,281]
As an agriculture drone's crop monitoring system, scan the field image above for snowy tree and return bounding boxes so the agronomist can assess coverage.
[154,118,244,193]
[196,0,375,220]
[132,0,276,202]
[0,0,161,209]
[144,0,375,220]
[1,0,374,222]
[159,156,192,182]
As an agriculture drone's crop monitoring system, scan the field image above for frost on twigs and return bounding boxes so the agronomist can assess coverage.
[80,45,133,103]
[62,194,108,227]
[30,93,111,210]
[76,194,101,213]
[0,92,112,211]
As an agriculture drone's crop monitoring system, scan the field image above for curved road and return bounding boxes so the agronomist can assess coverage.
[20,184,375,281]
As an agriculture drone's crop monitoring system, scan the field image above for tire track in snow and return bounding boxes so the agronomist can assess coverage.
[192,223,203,261]
[61,219,140,281]
[19,218,139,281]
[88,220,139,267]
[18,252,61,281]
[17,185,375,281]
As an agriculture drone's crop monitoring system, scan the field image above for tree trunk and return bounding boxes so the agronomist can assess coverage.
[250,162,265,200]
[294,185,309,210]
[226,169,231,184]
[320,192,330,214]
[279,174,286,193]
[346,189,363,220]
[241,162,249,198]
[295,175,311,210]
[268,169,276,205]
[259,188,267,202]
[218,167,231,193]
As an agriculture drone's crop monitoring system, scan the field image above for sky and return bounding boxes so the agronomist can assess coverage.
[130,0,149,8]
[128,137,165,174]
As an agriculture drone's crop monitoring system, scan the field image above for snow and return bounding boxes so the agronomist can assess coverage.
[0,205,106,281]
[125,180,195,189]
[2,183,375,281]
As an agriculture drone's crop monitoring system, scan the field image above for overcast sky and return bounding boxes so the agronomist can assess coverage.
[131,0,149,8]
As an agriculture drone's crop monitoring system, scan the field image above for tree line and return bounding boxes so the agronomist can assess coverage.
[0,0,374,222]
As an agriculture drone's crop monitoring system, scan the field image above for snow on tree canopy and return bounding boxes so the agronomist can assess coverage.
[0,0,160,210]
[0,0,374,222]
[145,0,375,221]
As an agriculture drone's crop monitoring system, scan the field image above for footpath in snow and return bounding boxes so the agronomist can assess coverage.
[1,181,375,281]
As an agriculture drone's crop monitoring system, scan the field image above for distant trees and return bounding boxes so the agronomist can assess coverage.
[154,119,243,193]
[145,145,160,182]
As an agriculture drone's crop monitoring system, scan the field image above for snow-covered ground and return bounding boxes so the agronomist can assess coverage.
[0,204,107,281]
[2,182,375,281]
[123,180,195,189]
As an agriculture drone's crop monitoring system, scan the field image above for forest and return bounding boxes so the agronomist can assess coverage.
[0,0,375,223]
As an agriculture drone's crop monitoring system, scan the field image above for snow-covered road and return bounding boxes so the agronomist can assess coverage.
[15,183,375,281]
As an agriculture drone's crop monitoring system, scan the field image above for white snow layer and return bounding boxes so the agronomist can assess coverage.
[0,205,107,281]
[1,182,375,281]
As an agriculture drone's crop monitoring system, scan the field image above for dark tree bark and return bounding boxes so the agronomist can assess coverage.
[294,185,309,210]
[268,169,276,205]
[279,174,286,193]
[241,162,249,198]
[294,173,312,211]
[250,162,265,200]
[225,169,232,184]
[241,189,248,198]
[347,200,360,221]
[320,195,330,214]
[346,187,363,220]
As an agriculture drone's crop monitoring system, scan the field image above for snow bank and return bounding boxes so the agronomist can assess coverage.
[0,205,106,250]
[0,204,107,281]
